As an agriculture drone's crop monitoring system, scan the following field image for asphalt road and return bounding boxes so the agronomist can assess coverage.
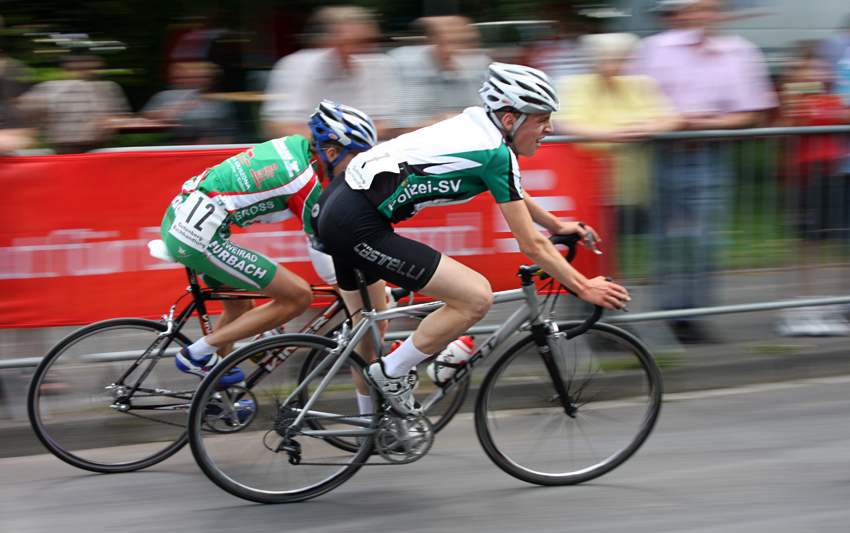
[2,375,849,533]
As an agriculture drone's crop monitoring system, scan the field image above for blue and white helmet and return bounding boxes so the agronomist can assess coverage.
[309,100,378,153]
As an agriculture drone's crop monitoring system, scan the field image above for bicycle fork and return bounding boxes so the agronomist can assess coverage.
[531,323,578,418]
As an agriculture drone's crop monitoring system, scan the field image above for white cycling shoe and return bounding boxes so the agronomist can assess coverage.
[367,361,421,416]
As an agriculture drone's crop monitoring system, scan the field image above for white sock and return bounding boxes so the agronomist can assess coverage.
[187,337,218,361]
[356,392,372,416]
[382,336,429,378]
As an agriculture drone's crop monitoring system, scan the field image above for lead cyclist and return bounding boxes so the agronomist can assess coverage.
[160,100,378,385]
[311,62,631,415]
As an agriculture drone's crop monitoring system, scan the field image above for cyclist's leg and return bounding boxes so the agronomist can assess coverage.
[377,255,491,379]
[338,280,389,398]
[214,299,256,356]
[163,229,313,356]
[328,253,491,381]
[192,271,261,356]
[203,265,313,349]
[407,255,492,355]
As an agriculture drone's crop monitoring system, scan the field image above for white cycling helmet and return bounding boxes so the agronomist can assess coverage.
[479,62,560,114]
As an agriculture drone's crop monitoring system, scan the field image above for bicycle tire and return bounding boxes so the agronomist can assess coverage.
[298,325,470,453]
[188,333,378,504]
[26,318,195,473]
[474,323,662,486]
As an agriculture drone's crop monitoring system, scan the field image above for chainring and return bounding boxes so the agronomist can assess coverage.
[201,385,258,433]
[374,413,434,464]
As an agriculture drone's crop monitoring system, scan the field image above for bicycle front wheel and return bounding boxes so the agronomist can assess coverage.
[26,318,195,473]
[475,323,662,485]
[188,334,378,504]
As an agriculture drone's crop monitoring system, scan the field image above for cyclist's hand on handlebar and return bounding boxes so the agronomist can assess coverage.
[579,276,630,311]
[554,221,601,249]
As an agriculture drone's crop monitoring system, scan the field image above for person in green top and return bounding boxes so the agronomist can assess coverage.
[160,100,377,385]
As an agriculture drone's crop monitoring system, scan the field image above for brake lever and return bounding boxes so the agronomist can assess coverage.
[578,222,602,255]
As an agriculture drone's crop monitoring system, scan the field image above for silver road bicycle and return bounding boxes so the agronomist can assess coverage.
[187,234,663,503]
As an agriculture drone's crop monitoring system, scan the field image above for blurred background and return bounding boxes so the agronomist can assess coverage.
[0,0,839,147]
[0,0,847,147]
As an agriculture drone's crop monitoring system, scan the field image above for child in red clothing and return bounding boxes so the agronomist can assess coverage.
[776,48,850,240]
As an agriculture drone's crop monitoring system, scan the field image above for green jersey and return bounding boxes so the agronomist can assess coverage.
[346,106,522,223]
[171,135,322,234]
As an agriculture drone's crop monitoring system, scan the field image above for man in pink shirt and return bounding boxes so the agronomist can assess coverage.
[633,0,777,343]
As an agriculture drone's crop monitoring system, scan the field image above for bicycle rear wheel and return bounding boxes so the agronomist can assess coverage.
[26,318,195,473]
[475,323,662,485]
[188,334,378,504]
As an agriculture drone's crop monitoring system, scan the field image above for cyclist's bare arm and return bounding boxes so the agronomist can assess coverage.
[499,199,629,311]
[522,192,602,245]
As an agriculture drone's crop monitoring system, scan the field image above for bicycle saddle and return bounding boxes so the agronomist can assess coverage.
[148,239,176,263]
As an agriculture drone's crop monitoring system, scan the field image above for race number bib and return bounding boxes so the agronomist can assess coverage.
[346,142,400,190]
[168,190,227,251]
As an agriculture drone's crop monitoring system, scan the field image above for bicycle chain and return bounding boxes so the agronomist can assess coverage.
[118,407,189,429]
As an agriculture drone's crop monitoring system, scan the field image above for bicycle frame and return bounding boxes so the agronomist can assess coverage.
[284,272,555,436]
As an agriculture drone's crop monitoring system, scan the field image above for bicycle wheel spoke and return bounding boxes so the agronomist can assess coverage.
[27,319,195,473]
[475,326,662,485]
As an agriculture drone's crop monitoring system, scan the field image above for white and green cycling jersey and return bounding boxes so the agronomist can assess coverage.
[161,135,321,290]
[169,135,322,234]
[346,106,523,223]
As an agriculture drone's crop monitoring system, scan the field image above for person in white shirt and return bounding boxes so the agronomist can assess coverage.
[260,5,396,141]
[387,16,491,135]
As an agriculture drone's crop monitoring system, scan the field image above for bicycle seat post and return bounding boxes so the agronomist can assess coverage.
[353,268,384,360]
[354,269,373,311]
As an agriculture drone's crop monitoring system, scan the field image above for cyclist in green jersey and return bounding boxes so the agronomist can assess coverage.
[312,63,630,414]
[161,100,377,384]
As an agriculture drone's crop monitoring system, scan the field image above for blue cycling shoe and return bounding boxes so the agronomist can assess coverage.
[176,347,245,387]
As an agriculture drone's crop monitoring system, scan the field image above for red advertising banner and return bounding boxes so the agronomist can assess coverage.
[1,143,610,328]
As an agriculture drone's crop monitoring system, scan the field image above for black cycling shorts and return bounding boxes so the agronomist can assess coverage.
[311,177,441,292]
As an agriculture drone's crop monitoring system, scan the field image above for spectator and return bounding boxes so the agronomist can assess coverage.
[167,11,245,93]
[141,61,238,145]
[260,5,396,140]
[773,43,850,336]
[0,14,35,155]
[19,54,131,154]
[387,16,490,135]
[522,4,591,88]
[555,33,682,273]
[775,43,850,241]
[816,13,850,91]
[632,0,777,343]
[819,14,850,238]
